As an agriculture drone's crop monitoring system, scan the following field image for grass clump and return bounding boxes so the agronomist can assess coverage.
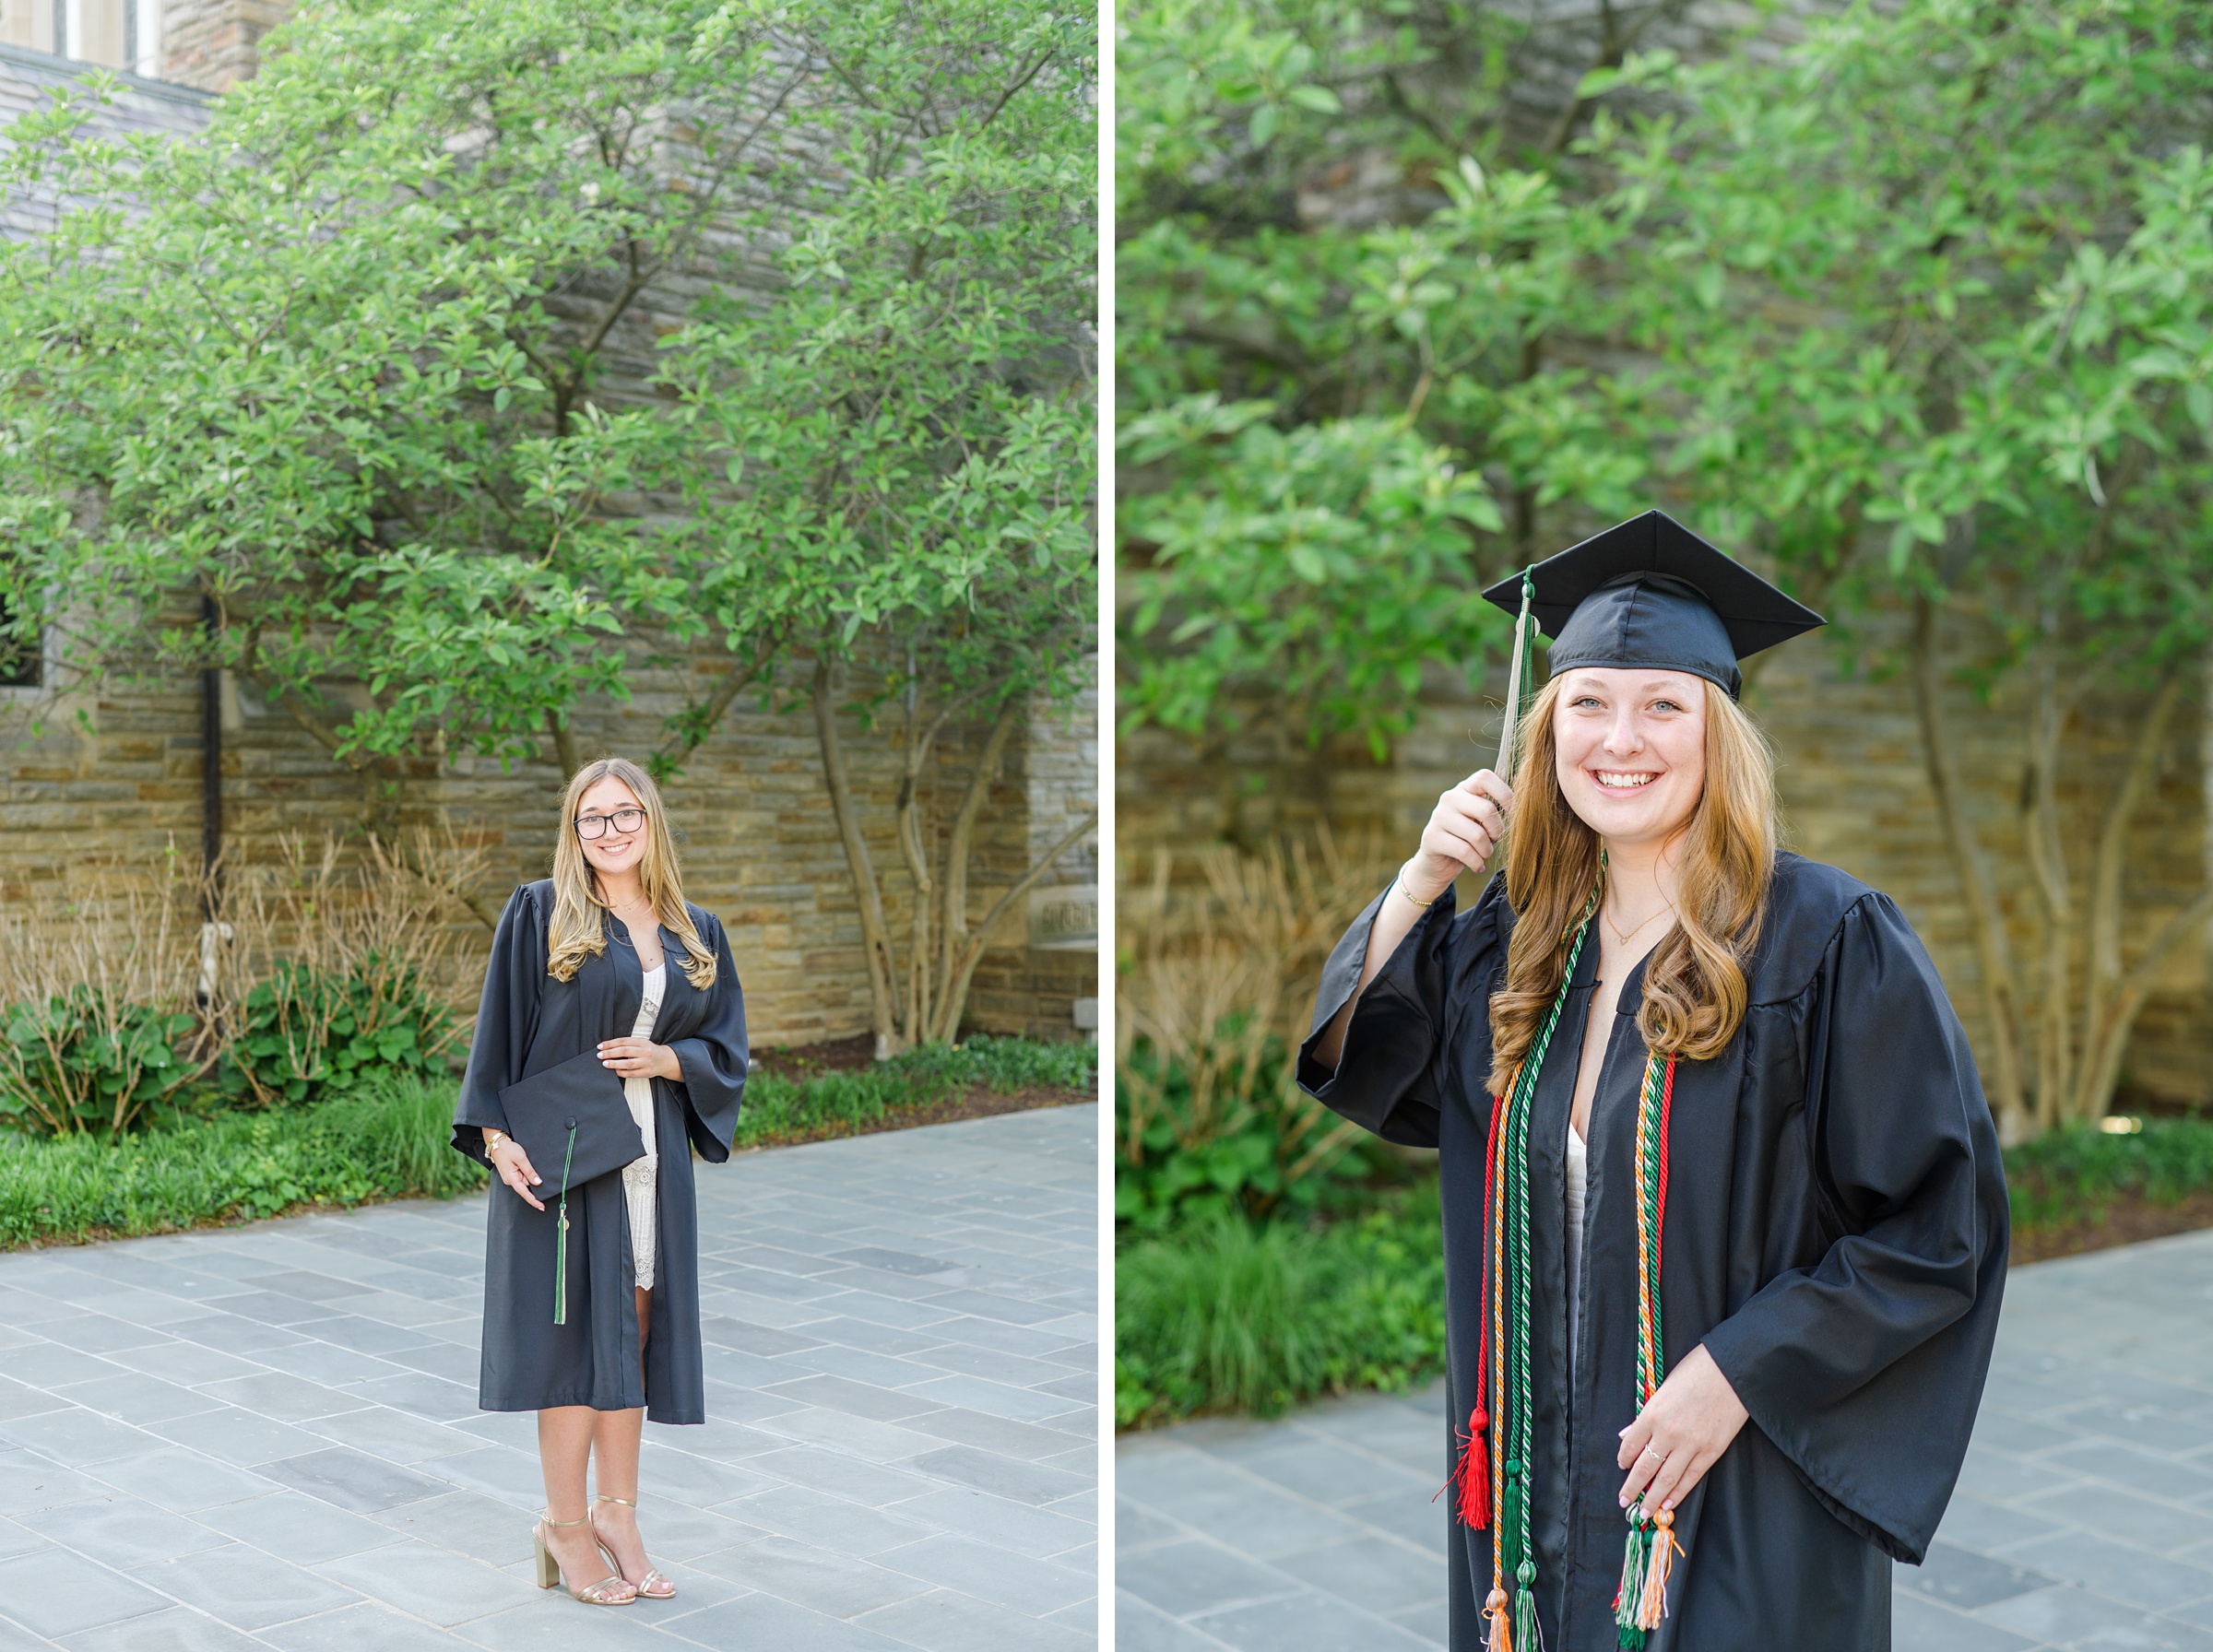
[735,1035,1095,1148]
[0,1035,1094,1248]
[0,1075,482,1248]
[1116,1180,1446,1429]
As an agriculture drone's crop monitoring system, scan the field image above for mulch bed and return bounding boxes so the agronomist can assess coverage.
[749,1034,882,1080]
[2011,1191,2213,1266]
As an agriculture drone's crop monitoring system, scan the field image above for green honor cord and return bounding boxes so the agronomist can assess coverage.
[1489,868,1604,1650]
[553,1122,578,1326]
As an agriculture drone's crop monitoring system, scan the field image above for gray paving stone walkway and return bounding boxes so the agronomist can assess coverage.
[1118,1226,2213,1651]
[0,1103,1098,1651]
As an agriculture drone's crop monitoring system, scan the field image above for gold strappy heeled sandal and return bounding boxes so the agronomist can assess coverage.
[534,1510,638,1605]
[591,1494,678,1599]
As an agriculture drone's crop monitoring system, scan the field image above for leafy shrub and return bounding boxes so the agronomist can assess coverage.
[1116,1180,1447,1428]
[0,1038,1090,1249]
[1115,1027,1400,1233]
[1117,832,1404,1233]
[0,1074,483,1248]
[219,954,459,1108]
[735,1036,1096,1149]
[0,985,206,1137]
[2005,1117,2213,1233]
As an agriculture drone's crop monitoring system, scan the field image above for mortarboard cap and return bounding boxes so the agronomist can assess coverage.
[1480,510,1824,700]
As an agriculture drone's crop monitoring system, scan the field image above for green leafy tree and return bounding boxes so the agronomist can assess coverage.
[0,0,813,882]
[1603,0,2213,1135]
[1116,0,1665,830]
[652,0,1097,1055]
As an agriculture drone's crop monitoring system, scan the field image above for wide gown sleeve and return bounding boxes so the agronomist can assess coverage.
[1294,878,1498,1149]
[450,883,543,1169]
[1699,891,2008,1564]
[669,914,748,1163]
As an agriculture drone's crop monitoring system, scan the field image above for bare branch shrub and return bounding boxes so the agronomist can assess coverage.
[0,856,216,1134]
[0,821,492,1130]
[1116,827,1400,1207]
[197,824,494,1107]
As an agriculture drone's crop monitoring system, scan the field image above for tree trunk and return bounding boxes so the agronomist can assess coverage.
[2068,671,2185,1121]
[894,711,935,1047]
[811,657,904,1059]
[930,807,1099,1045]
[2075,887,2213,1122]
[2021,631,2072,1132]
[545,706,581,783]
[937,702,1021,1013]
[1910,594,2029,1137]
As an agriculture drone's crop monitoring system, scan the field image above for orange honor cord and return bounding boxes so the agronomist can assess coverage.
[1615,1052,1682,1649]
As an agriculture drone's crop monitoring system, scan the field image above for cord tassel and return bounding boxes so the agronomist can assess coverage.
[1614,1509,1650,1647]
[1637,1509,1682,1633]
[1485,1587,1512,1652]
[552,1121,578,1326]
[1446,1404,1492,1528]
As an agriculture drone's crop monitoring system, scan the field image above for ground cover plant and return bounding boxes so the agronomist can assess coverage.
[0,1036,1094,1250]
[732,1037,1097,1150]
[1116,1182,1445,1429]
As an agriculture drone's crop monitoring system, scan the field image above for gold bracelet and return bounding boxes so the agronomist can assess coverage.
[483,1128,506,1156]
[1396,877,1438,908]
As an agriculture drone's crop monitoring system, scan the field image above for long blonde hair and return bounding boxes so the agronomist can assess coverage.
[547,757,718,990]
[1485,675,1777,1094]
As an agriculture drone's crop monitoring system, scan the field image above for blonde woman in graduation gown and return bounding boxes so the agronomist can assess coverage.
[1304,513,2006,1652]
[453,756,749,1607]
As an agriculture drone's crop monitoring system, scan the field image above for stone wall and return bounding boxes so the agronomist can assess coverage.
[1,613,1099,1047]
[160,0,278,91]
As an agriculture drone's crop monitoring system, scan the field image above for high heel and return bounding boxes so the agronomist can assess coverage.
[534,1510,637,1604]
[592,1494,678,1599]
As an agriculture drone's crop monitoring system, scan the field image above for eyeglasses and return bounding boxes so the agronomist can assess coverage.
[575,808,647,841]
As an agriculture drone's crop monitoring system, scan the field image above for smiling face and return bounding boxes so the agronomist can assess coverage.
[1552,667,1709,851]
[574,774,654,886]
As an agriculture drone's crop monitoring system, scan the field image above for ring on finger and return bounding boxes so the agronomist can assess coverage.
[1639,1445,1665,1464]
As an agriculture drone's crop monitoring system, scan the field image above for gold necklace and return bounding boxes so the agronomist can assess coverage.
[1604,897,1676,949]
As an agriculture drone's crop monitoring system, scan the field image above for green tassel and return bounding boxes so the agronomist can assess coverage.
[1514,1586,1538,1652]
[1615,1518,1647,1641]
[552,1123,578,1326]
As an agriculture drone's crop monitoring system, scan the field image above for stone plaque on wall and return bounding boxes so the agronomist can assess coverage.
[1027,883,1097,951]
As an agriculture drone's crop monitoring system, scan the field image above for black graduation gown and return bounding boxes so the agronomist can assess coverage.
[452,879,749,1425]
[1298,854,2007,1652]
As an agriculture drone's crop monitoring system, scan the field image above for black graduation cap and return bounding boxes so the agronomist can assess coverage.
[1479,510,1824,701]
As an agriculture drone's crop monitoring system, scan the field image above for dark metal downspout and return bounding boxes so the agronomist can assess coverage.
[200,590,221,919]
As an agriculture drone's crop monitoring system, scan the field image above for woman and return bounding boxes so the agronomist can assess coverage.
[1303,512,2006,1651]
[454,756,749,1606]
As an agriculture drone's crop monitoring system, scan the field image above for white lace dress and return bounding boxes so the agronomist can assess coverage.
[622,963,664,1291]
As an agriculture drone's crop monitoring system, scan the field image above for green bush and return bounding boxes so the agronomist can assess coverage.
[2005,1117,2213,1233]
[735,1036,1097,1148]
[1110,1116,2213,1431]
[0,1075,483,1247]
[1115,1031,1400,1236]
[0,1034,1092,1249]
[0,986,204,1137]
[219,955,460,1108]
[1116,1181,1447,1428]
